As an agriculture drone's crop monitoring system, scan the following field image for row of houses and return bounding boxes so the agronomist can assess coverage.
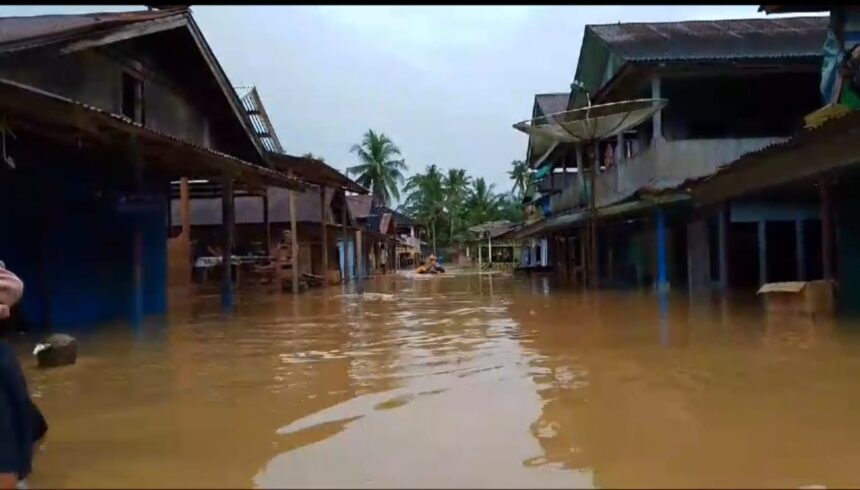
[0,6,424,331]
[514,5,860,312]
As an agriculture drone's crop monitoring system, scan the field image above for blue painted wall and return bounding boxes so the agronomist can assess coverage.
[0,149,169,331]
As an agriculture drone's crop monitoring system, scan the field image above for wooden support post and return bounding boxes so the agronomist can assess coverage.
[656,207,669,291]
[341,195,348,283]
[127,136,145,324]
[262,189,271,252]
[221,177,235,308]
[356,229,364,280]
[575,145,585,205]
[579,228,587,286]
[320,187,329,287]
[796,219,806,281]
[651,74,662,140]
[758,220,767,286]
[718,204,729,291]
[821,179,833,280]
[288,170,299,294]
[180,177,191,239]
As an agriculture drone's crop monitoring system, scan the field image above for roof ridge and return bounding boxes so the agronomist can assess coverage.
[587,14,826,29]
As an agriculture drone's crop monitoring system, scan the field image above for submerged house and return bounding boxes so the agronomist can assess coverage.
[346,195,401,277]
[170,85,368,289]
[515,16,827,291]
[0,7,304,329]
[467,221,525,270]
[682,5,860,312]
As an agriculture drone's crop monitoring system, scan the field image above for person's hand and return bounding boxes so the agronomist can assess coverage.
[0,269,23,313]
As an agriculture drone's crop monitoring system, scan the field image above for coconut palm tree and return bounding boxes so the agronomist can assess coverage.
[467,177,502,225]
[403,164,445,254]
[444,168,471,244]
[508,159,532,198]
[347,130,407,207]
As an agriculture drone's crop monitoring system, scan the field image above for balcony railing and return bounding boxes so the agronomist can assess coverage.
[592,137,788,209]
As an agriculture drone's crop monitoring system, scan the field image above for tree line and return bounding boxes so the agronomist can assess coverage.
[344,129,535,252]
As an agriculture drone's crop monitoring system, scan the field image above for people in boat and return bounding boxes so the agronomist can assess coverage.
[0,265,48,490]
[416,255,445,274]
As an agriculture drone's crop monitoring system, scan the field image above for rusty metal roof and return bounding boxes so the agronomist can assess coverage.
[267,152,367,194]
[0,77,305,190]
[759,5,828,14]
[347,195,373,219]
[0,8,186,53]
[588,16,827,62]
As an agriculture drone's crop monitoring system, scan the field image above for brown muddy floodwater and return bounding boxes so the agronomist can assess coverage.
[12,270,860,488]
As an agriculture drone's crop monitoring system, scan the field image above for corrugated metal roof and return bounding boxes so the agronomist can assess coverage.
[235,86,284,153]
[347,195,373,219]
[588,16,827,62]
[0,8,186,53]
[535,93,569,118]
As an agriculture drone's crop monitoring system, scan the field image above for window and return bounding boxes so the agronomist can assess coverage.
[121,71,144,123]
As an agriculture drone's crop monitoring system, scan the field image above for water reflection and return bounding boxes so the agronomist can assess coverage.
[15,272,860,488]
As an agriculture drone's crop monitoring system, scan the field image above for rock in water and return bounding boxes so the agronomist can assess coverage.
[33,333,78,368]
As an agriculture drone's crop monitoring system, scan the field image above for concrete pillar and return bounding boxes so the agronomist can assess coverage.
[656,207,669,291]
[487,233,493,266]
[478,240,483,269]
[758,220,767,286]
[320,187,328,286]
[575,145,585,205]
[221,177,235,308]
[288,170,299,294]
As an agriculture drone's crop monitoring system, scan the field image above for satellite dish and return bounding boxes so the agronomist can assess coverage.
[513,98,667,145]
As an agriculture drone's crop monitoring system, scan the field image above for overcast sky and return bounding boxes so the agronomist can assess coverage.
[0,5,818,197]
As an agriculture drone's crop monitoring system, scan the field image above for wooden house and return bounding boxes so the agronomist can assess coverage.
[0,7,304,328]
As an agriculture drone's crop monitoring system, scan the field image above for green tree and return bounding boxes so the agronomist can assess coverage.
[508,159,532,199]
[348,130,407,207]
[467,177,502,225]
[443,168,471,245]
[402,164,445,254]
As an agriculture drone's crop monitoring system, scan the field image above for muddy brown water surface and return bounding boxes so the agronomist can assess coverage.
[14,271,860,488]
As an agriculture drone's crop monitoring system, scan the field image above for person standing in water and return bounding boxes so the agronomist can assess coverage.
[0,265,47,490]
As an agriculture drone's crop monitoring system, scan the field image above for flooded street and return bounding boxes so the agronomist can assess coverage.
[15,271,860,488]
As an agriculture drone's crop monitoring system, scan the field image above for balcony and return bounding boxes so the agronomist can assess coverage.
[542,137,789,215]
[593,137,788,209]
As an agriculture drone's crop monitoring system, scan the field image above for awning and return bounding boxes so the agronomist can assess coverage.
[514,193,688,239]
[0,78,306,190]
[266,151,367,194]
